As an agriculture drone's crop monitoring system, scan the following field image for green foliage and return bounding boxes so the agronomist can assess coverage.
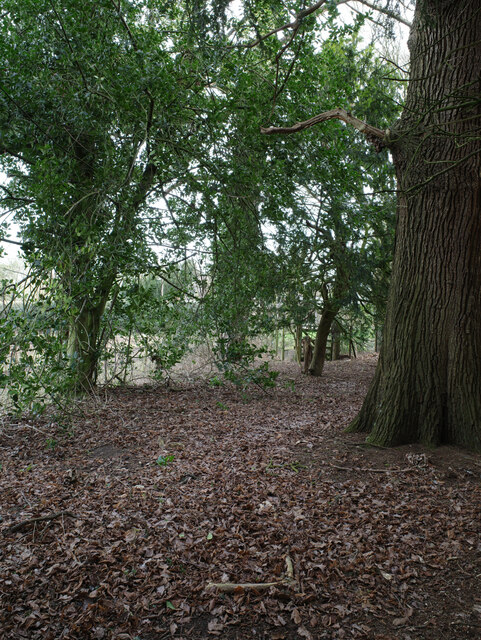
[0,292,77,414]
[155,454,175,467]
[0,0,404,409]
[0,0,217,394]
[283,379,296,392]
[215,340,279,390]
[263,30,401,343]
[105,269,200,384]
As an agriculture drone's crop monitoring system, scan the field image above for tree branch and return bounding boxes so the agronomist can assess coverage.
[109,0,138,51]
[244,0,327,49]
[243,0,411,50]
[133,162,157,210]
[261,108,387,149]
[347,0,412,28]
[0,237,23,246]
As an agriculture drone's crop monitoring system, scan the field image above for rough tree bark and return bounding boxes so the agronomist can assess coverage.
[295,325,303,364]
[348,0,481,448]
[301,336,313,373]
[261,0,481,448]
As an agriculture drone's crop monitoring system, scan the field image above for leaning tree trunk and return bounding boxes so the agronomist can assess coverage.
[349,0,481,449]
[309,307,338,376]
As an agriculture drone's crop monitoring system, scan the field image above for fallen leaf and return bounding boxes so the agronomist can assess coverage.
[291,608,302,624]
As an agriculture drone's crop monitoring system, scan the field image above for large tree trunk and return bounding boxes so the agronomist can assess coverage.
[349,0,481,449]
[67,289,110,393]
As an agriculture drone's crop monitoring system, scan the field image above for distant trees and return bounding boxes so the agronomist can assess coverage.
[265,33,400,375]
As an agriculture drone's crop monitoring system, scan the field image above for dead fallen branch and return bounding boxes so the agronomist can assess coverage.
[3,510,78,535]
[206,580,283,593]
[329,464,416,474]
[206,555,297,593]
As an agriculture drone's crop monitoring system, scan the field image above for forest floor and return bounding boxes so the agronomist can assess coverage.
[1,355,481,640]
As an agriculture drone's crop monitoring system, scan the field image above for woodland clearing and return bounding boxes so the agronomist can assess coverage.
[1,355,480,639]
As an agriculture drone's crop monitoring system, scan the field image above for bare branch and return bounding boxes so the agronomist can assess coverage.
[243,0,411,50]
[345,2,386,28]
[244,0,327,49]
[260,108,387,149]
[0,237,23,246]
[347,0,412,28]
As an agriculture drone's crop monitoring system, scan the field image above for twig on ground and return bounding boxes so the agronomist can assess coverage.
[207,555,297,593]
[344,441,390,450]
[3,510,79,535]
[16,423,49,435]
[285,555,294,579]
[206,580,284,593]
[329,464,416,474]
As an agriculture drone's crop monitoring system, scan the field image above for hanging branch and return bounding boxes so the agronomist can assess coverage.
[347,0,412,28]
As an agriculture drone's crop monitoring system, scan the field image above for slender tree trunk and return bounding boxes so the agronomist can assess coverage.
[295,325,303,364]
[331,321,341,360]
[122,326,133,384]
[309,308,337,376]
[349,0,481,449]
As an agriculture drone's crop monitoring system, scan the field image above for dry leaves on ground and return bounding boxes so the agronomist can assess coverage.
[1,355,481,639]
